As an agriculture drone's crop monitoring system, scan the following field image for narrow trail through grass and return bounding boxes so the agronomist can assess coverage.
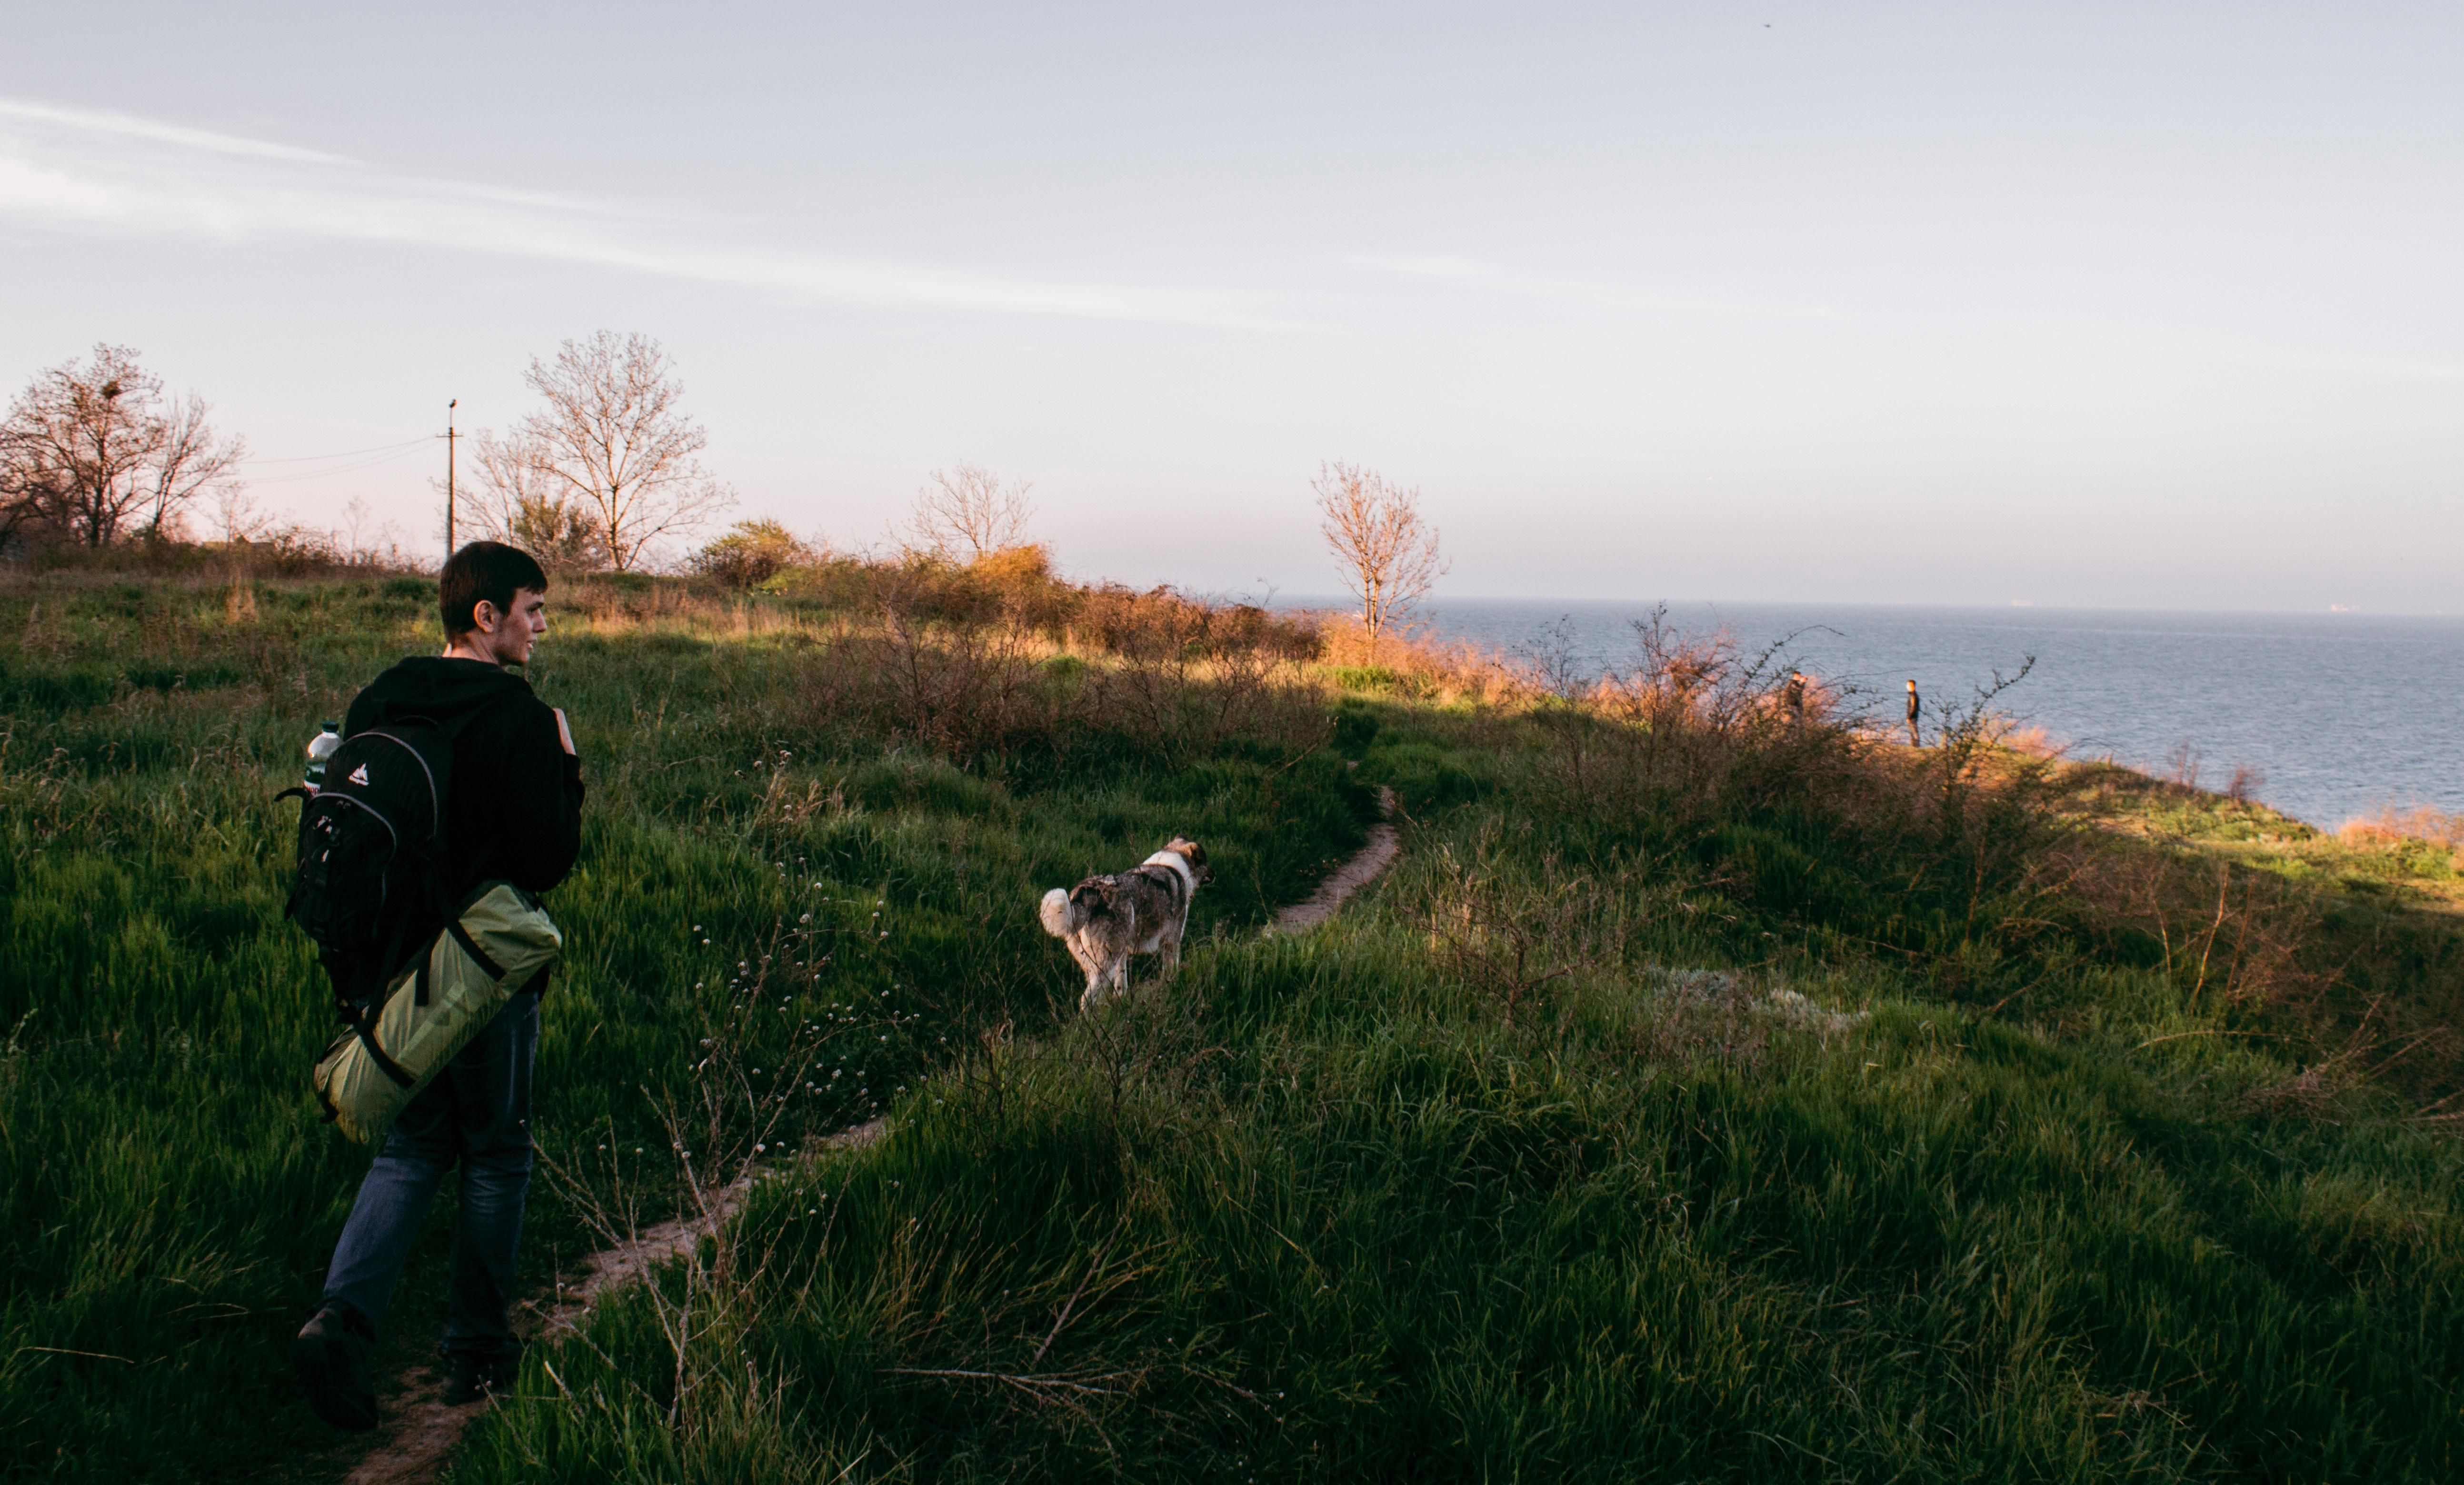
[1270,787,1398,936]
[338,1122,891,1485]
[339,810,1410,1485]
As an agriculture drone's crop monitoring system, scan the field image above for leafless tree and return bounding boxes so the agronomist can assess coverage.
[487,332,732,571]
[0,344,245,547]
[145,393,240,534]
[463,428,540,541]
[1313,459,1446,656]
[0,447,39,555]
[209,483,275,544]
[899,463,1035,561]
[463,428,608,571]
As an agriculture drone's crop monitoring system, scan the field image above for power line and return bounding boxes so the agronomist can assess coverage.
[238,436,432,467]
[245,445,430,485]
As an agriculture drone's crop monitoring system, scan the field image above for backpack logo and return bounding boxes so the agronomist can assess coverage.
[348,764,370,786]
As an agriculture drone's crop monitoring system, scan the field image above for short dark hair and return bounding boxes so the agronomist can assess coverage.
[440,541,549,638]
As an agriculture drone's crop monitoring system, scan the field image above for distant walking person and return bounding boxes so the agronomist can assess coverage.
[1905,678,1922,746]
[1784,670,1807,720]
[292,542,584,1431]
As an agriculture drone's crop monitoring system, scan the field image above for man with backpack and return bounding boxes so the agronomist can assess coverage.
[292,541,584,1430]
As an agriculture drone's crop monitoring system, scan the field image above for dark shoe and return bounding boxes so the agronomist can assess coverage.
[439,1348,518,1405]
[293,1306,378,1432]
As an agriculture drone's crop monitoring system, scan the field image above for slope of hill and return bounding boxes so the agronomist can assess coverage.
[4,570,2459,1483]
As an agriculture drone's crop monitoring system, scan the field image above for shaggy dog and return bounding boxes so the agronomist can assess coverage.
[1039,837,1211,1010]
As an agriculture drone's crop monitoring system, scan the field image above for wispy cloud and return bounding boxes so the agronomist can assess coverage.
[0,98,357,165]
[0,96,1295,330]
[1344,251,1843,322]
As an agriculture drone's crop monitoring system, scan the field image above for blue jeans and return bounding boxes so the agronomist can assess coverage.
[319,993,538,1357]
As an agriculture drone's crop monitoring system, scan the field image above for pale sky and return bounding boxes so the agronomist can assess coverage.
[3,3,2459,610]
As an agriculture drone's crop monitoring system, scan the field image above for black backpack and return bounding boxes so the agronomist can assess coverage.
[280,718,468,1016]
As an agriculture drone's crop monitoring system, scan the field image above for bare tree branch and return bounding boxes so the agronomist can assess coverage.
[899,463,1035,561]
[144,392,245,536]
[459,427,608,571]
[0,345,246,548]
[499,332,733,571]
[209,482,274,545]
[1312,460,1446,657]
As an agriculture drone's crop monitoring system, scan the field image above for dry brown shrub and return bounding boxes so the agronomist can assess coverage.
[2340,805,2464,854]
[2002,726,2065,760]
[1314,611,1520,704]
[2036,798,2464,1114]
[1068,582,1316,663]
[2234,997,2457,1122]
[893,546,1077,632]
[1512,609,1894,841]
[563,574,731,629]
[742,560,1331,767]
[2049,846,2322,1014]
[1067,588,1321,757]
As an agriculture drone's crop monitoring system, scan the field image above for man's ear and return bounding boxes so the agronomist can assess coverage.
[470,599,501,636]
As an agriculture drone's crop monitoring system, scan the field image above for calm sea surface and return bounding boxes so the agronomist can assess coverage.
[1320,599,2464,828]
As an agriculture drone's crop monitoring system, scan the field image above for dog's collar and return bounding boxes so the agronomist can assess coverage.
[1142,850,1197,894]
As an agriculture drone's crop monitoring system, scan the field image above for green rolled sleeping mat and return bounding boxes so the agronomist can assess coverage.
[313,882,563,1145]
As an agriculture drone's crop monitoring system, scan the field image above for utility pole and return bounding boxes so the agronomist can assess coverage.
[443,399,458,565]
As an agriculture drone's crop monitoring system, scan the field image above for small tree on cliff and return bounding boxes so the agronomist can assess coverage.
[1313,459,1446,658]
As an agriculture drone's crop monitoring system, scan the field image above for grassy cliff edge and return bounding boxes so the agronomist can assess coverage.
[3,572,2459,1483]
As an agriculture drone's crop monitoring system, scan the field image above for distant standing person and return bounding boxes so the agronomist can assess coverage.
[1784,670,1807,720]
[1905,678,1921,746]
[292,542,584,1430]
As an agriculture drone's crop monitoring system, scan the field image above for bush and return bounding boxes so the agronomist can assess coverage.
[689,518,817,589]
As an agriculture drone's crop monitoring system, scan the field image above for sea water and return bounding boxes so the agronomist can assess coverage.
[1337,599,2463,829]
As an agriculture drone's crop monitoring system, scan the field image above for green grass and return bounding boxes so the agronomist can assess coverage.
[459,699,2464,1483]
[8,574,2464,1482]
[0,575,1366,1482]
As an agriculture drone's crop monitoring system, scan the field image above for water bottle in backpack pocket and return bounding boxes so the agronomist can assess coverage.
[283,718,460,982]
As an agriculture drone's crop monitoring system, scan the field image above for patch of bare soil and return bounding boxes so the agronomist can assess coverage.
[1270,787,1399,934]
[335,1118,886,1485]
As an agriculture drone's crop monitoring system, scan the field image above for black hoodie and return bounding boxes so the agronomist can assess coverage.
[343,656,585,902]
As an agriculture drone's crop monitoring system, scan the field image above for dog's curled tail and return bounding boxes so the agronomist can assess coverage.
[1038,887,1078,939]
